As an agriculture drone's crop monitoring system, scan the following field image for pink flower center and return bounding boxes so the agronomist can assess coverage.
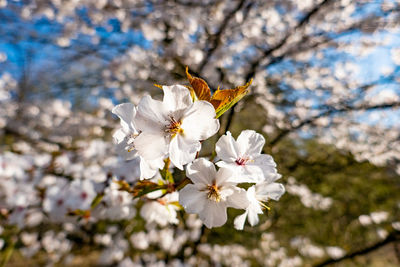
[81,192,88,200]
[235,157,248,166]
[57,199,64,206]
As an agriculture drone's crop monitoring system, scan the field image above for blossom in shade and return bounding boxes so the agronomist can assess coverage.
[179,158,248,228]
[112,103,138,160]
[216,130,278,183]
[134,85,220,170]
[96,179,136,221]
[234,176,285,230]
[140,192,180,226]
[112,103,164,179]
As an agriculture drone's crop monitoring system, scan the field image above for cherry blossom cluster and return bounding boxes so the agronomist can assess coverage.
[112,83,285,229]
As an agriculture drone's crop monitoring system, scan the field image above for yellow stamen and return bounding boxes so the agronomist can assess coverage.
[206,184,221,202]
[166,116,183,136]
[259,201,270,210]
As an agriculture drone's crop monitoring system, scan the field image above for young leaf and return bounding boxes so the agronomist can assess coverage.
[90,193,104,209]
[186,67,211,101]
[115,180,134,194]
[68,209,91,219]
[132,180,167,198]
[211,79,253,118]
[160,158,174,184]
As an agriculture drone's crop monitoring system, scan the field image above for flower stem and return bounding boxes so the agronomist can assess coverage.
[175,177,191,191]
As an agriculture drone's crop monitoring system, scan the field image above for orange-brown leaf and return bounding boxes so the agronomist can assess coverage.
[210,79,253,118]
[186,67,211,101]
[153,84,163,89]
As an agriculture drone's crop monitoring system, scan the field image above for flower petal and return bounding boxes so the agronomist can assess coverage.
[236,130,265,156]
[169,135,200,170]
[200,201,227,228]
[215,131,239,162]
[180,100,219,141]
[256,182,285,201]
[215,167,236,185]
[226,187,249,209]
[186,158,217,185]
[252,154,278,181]
[134,132,168,160]
[162,85,193,113]
[241,164,265,183]
[112,103,137,133]
[179,184,207,214]
[139,156,163,179]
[116,139,137,161]
[234,210,248,230]
[247,208,260,226]
[136,95,167,133]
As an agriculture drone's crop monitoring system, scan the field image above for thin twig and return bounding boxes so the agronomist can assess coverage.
[314,231,400,267]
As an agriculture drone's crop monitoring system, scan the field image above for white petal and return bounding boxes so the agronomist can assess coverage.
[134,132,168,160]
[263,172,282,184]
[186,158,217,185]
[215,161,236,170]
[162,85,192,113]
[234,210,248,230]
[169,135,200,170]
[226,187,249,209]
[237,130,265,156]
[139,157,160,179]
[179,184,207,214]
[215,167,236,186]
[216,163,262,184]
[215,131,239,162]
[180,101,219,141]
[116,139,137,161]
[112,103,137,133]
[136,95,167,133]
[147,157,165,170]
[247,208,260,226]
[200,201,227,228]
[113,128,127,144]
[252,154,277,179]
[241,164,265,183]
[256,183,285,201]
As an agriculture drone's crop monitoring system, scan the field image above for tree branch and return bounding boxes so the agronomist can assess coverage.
[269,101,400,146]
[198,0,249,74]
[314,231,400,267]
[245,0,334,81]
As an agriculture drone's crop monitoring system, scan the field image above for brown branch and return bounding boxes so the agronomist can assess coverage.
[3,126,67,150]
[198,0,249,74]
[394,240,400,263]
[314,231,400,267]
[269,101,400,146]
[245,0,333,81]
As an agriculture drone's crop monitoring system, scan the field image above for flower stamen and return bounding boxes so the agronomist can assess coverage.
[126,133,139,152]
[165,116,183,136]
[235,157,250,166]
[206,183,221,202]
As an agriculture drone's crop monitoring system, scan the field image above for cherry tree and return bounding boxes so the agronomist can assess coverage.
[1,0,400,266]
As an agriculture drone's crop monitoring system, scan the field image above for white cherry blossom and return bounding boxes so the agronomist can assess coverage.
[112,103,164,179]
[216,130,278,183]
[140,192,180,226]
[234,178,285,230]
[96,179,136,221]
[179,158,248,228]
[64,179,96,211]
[134,85,220,170]
[112,103,139,161]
